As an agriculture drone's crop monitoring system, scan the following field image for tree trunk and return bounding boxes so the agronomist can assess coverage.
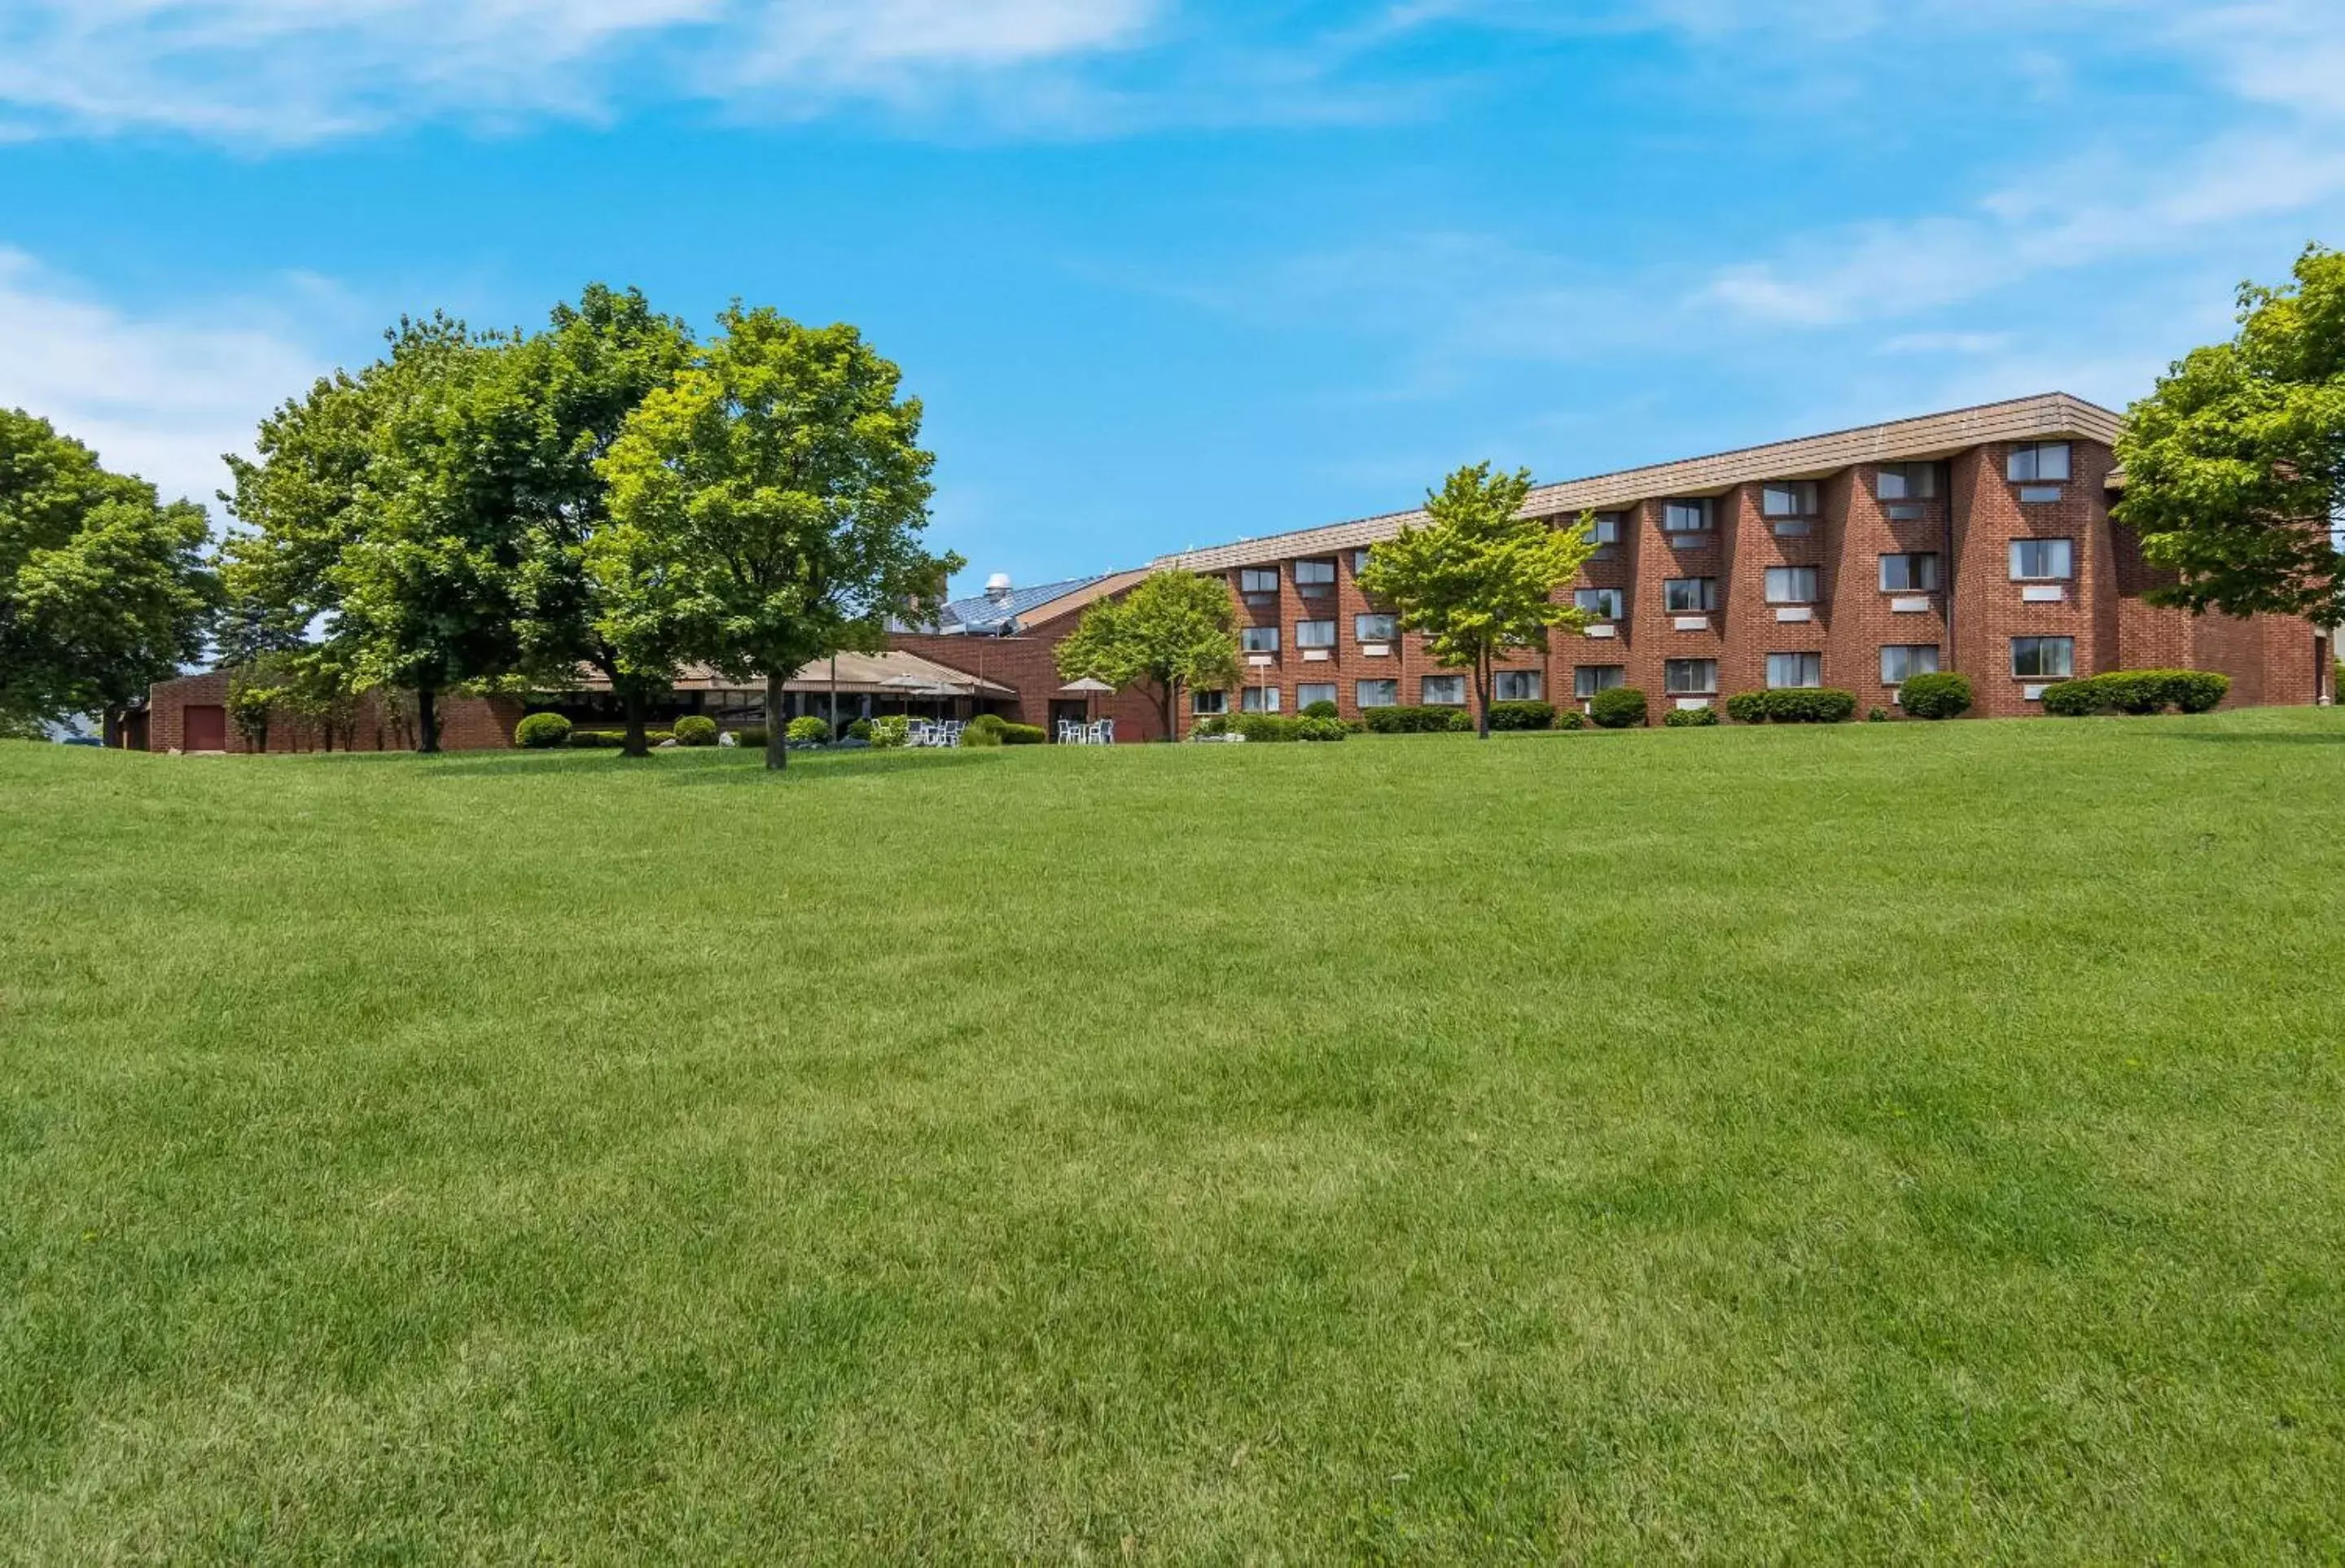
[1160,681,1177,742]
[764,672,788,771]
[1476,650,1492,740]
[417,685,441,755]
[621,686,650,760]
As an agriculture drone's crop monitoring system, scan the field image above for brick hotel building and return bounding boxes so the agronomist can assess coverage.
[1146,392,2329,731]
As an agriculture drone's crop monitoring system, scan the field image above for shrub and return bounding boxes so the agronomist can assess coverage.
[847,718,873,741]
[1663,704,1719,727]
[1296,716,1348,742]
[567,729,623,748]
[960,721,1003,747]
[1555,708,1587,730]
[1724,688,1857,724]
[868,715,910,749]
[1868,706,1891,723]
[1488,699,1556,732]
[514,712,572,749]
[2039,678,2106,717]
[673,715,719,747]
[1898,671,1973,720]
[965,713,1008,739]
[1365,705,1472,734]
[1300,699,1339,720]
[2040,669,2232,717]
[1001,722,1046,745]
[1588,687,1648,729]
[732,726,769,750]
[784,715,832,746]
[1234,714,1304,742]
[1192,714,1231,738]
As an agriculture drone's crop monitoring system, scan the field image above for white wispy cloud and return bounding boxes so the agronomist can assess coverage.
[0,248,331,510]
[0,0,1162,142]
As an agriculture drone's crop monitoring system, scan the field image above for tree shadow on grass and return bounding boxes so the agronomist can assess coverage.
[409,747,1015,783]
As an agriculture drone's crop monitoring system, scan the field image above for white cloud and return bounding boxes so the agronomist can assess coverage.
[0,248,328,511]
[0,0,1161,142]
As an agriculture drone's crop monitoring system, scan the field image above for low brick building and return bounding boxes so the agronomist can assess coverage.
[1146,392,2329,732]
[142,669,522,755]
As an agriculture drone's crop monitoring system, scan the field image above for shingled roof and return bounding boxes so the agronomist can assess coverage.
[1151,392,2125,575]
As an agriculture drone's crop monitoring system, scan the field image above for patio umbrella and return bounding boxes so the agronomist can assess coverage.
[1058,676,1115,726]
[880,672,966,720]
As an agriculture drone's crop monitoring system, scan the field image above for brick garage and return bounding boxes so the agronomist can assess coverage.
[143,670,523,755]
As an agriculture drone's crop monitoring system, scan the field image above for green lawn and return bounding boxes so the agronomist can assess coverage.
[4,711,2343,1563]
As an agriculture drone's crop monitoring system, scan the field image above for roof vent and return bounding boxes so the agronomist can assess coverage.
[984,572,1014,601]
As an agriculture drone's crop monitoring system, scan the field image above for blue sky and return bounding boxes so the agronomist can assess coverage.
[2,1,2342,593]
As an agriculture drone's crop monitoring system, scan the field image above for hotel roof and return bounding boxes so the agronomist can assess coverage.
[1151,392,2124,575]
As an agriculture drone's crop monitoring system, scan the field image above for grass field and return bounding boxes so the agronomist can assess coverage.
[4,710,2343,1562]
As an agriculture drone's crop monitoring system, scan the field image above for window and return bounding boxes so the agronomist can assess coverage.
[1192,688,1227,716]
[1764,566,1819,604]
[1878,552,1941,592]
[1240,625,1279,654]
[1664,659,1717,695]
[1876,463,1938,501]
[1762,480,1819,518]
[1238,567,1278,594]
[1354,612,1398,642]
[1574,587,1624,620]
[1662,497,1712,533]
[1494,670,1543,702]
[1351,549,1374,575]
[1295,558,1336,592]
[1880,644,1940,685]
[1575,665,1625,699]
[1884,503,1928,522]
[1422,675,1467,706]
[2009,538,2074,580]
[1766,652,1822,689]
[1296,619,1336,648]
[1241,686,1280,713]
[2006,442,2071,483]
[1297,682,1337,710]
[2010,637,2075,679]
[1585,511,1624,545]
[1357,679,1400,708]
[1664,576,1718,613]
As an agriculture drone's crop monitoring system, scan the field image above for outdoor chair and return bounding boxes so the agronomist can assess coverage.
[1088,720,1113,745]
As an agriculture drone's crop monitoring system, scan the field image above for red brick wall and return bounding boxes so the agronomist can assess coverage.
[145,671,523,753]
[1170,435,2314,728]
[891,624,1172,742]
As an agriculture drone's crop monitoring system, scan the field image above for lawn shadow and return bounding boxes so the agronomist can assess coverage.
[410,746,1017,784]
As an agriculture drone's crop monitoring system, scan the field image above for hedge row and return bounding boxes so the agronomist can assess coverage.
[1195,714,1348,742]
[1662,704,1718,727]
[1723,688,1858,724]
[2040,668,2229,716]
[1365,705,1472,734]
[1487,699,1555,731]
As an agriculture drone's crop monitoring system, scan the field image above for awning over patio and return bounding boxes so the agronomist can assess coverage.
[548,650,1015,699]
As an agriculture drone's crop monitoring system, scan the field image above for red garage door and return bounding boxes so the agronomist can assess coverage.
[182,704,227,751]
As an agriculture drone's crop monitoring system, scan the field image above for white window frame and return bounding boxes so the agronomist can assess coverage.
[1295,619,1336,649]
[1879,645,1940,685]
[2009,537,2075,580]
[2006,442,2071,483]
[1240,685,1280,714]
[1663,576,1717,613]
[1878,552,1941,592]
[1765,651,1823,690]
[1297,682,1337,710]
[1421,675,1468,707]
[1356,679,1400,709]
[2010,637,2075,679]
[1663,659,1718,696]
[1661,497,1712,534]
[1764,566,1819,604]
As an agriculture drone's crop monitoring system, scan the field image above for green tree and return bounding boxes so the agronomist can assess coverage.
[1355,463,1598,739]
[1053,570,1240,741]
[1,409,217,736]
[595,305,957,771]
[2115,244,2345,624]
[506,285,695,758]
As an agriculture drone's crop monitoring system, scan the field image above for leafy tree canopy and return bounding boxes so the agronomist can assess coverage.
[2116,244,2345,624]
[594,304,957,769]
[1054,570,1240,742]
[1355,463,1597,738]
[1,408,217,731]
